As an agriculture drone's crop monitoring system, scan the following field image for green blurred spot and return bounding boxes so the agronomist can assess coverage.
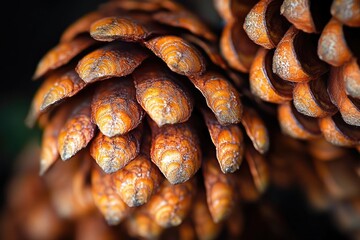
[0,96,41,158]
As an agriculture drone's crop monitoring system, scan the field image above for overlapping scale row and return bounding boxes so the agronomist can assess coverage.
[218,0,360,148]
[25,0,272,238]
[2,141,277,240]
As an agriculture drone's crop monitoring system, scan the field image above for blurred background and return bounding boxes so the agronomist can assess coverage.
[0,0,352,239]
[0,0,107,205]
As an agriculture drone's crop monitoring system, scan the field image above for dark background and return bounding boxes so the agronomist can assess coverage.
[0,0,107,204]
[0,1,350,239]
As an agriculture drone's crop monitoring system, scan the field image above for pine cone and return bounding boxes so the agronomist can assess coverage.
[25,0,271,238]
[216,0,360,149]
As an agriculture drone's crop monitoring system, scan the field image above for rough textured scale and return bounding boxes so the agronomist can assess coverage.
[144,35,206,77]
[40,69,86,111]
[91,78,144,137]
[328,67,360,126]
[133,61,193,127]
[280,0,315,33]
[201,108,244,173]
[146,180,195,227]
[272,26,328,82]
[244,0,289,49]
[33,36,97,80]
[343,58,360,99]
[190,71,242,125]
[111,153,163,207]
[90,126,142,173]
[318,18,352,67]
[319,113,360,147]
[90,16,161,42]
[150,120,201,184]
[76,42,148,83]
[249,48,294,103]
[293,75,337,118]
[57,99,95,160]
[331,0,360,27]
[277,102,321,140]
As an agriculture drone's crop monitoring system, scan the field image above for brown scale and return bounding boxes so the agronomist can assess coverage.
[292,74,337,118]
[190,71,242,125]
[90,124,142,173]
[57,98,96,160]
[277,102,321,140]
[145,179,195,228]
[144,35,206,77]
[126,207,163,240]
[91,77,144,137]
[244,0,290,49]
[213,0,258,22]
[111,131,163,207]
[318,18,353,67]
[61,11,106,42]
[26,68,85,127]
[44,153,95,219]
[202,155,237,223]
[149,119,201,184]
[272,26,328,82]
[152,10,216,42]
[133,60,193,127]
[33,35,97,80]
[280,0,332,33]
[249,48,294,104]
[245,145,269,194]
[331,0,360,27]
[91,166,131,225]
[201,107,244,173]
[328,67,360,126]
[41,68,86,114]
[40,105,73,175]
[183,33,228,71]
[343,58,360,99]
[76,42,149,83]
[319,113,360,147]
[191,193,223,240]
[235,160,261,202]
[241,106,269,154]
[220,19,259,73]
[112,153,163,207]
[90,16,163,42]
